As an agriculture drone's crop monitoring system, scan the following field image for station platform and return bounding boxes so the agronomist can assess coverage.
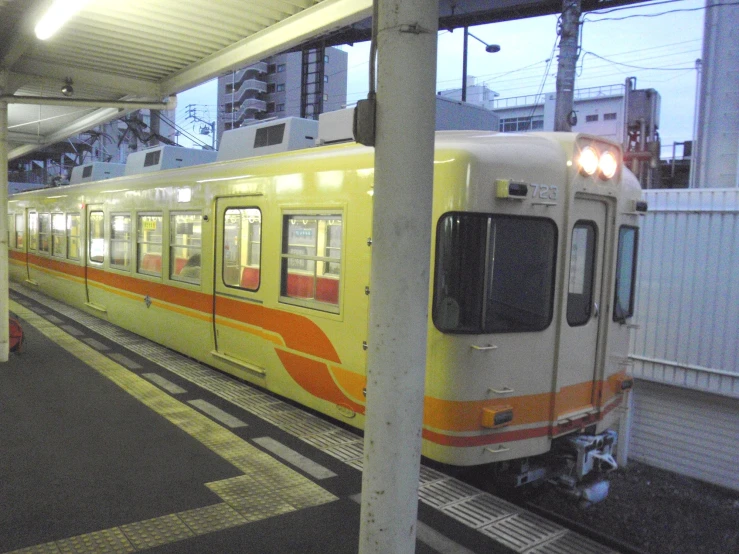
[1,285,615,554]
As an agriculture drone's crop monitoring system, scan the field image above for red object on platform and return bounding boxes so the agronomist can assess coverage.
[9,318,24,352]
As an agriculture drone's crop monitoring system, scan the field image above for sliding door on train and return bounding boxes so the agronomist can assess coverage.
[554,197,608,424]
[212,197,270,379]
[84,205,107,311]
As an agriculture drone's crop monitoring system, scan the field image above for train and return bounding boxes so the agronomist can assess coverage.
[7,116,644,499]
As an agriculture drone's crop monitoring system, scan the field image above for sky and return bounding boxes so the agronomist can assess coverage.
[176,0,706,157]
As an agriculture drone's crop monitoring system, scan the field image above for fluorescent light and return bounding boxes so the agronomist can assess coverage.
[35,0,91,41]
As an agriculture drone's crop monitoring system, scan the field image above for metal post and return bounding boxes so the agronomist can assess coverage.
[0,101,10,361]
[553,0,581,131]
[358,0,438,552]
[462,26,468,102]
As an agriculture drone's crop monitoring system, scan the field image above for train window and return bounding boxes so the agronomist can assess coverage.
[110,214,132,270]
[28,212,38,251]
[280,213,342,312]
[67,214,81,260]
[170,212,202,285]
[613,226,639,323]
[137,213,163,276]
[89,211,105,263]
[567,221,597,326]
[38,213,51,254]
[433,213,557,333]
[223,208,261,291]
[51,213,66,258]
[15,214,24,249]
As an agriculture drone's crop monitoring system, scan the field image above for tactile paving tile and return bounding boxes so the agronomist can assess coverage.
[442,493,520,529]
[321,441,364,462]
[243,462,308,491]
[299,428,361,449]
[417,478,480,509]
[207,476,295,521]
[120,513,194,549]
[177,503,248,536]
[278,481,339,509]
[419,465,447,486]
[480,511,565,552]
[55,528,134,553]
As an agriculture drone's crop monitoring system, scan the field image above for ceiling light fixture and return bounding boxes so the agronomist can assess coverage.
[35,0,92,41]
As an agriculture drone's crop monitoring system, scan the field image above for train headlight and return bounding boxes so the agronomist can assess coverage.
[578,146,599,176]
[599,151,618,180]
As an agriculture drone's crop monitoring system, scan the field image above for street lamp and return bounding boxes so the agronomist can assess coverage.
[462,27,500,102]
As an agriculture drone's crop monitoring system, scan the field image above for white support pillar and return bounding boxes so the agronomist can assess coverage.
[358,0,438,552]
[0,101,9,361]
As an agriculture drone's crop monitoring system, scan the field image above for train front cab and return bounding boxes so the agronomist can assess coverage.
[425,133,642,496]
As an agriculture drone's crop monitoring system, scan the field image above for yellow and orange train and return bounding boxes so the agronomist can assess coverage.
[8,128,643,491]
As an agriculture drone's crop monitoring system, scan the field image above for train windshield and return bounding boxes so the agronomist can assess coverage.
[433,213,557,333]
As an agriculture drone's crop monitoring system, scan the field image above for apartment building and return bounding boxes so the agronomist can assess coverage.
[217,47,348,143]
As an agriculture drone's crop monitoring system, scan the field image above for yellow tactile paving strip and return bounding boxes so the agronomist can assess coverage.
[6,302,338,554]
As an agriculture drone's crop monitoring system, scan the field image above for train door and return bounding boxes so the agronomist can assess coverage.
[212,197,269,377]
[554,197,608,425]
[21,208,33,283]
[84,205,107,311]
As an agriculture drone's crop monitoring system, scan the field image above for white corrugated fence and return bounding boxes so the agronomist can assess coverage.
[628,188,739,490]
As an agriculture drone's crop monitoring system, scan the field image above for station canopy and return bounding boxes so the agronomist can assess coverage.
[0,0,645,161]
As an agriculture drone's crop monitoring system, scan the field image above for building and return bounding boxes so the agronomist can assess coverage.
[491,79,661,188]
[217,47,348,143]
[492,83,632,142]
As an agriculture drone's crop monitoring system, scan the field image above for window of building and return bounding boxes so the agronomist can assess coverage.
[276,64,286,73]
[266,102,275,114]
[267,64,276,74]
[15,213,24,249]
[323,75,329,83]
[225,83,234,94]
[324,55,329,63]
[267,83,276,93]
[433,213,557,333]
[499,116,544,132]
[585,114,599,122]
[613,226,638,322]
[38,213,51,254]
[323,93,329,101]
[51,213,66,258]
[137,213,163,276]
[110,214,131,270]
[223,208,261,290]
[567,221,597,326]
[67,213,81,260]
[604,113,617,121]
[280,213,342,311]
[276,103,285,112]
[276,83,285,92]
[89,211,104,263]
[170,212,202,285]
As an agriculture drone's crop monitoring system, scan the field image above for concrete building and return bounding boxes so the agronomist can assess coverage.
[217,47,348,143]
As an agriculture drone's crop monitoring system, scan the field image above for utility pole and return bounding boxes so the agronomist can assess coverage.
[185,104,216,149]
[554,0,581,131]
